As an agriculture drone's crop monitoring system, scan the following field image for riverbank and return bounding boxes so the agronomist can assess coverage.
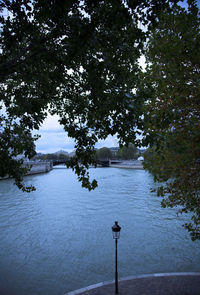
[110,160,144,169]
[25,161,53,175]
[0,161,53,180]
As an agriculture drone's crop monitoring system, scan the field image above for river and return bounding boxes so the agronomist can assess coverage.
[0,167,199,295]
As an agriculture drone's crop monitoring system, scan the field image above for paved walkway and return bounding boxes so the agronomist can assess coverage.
[66,273,200,295]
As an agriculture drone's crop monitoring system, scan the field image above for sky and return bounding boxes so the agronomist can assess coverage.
[34,114,119,154]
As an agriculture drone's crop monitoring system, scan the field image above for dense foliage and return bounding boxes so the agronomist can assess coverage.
[36,152,69,161]
[0,0,177,191]
[117,143,138,159]
[142,1,200,240]
[95,147,112,161]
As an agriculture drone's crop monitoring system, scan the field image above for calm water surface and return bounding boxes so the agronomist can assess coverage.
[0,167,199,295]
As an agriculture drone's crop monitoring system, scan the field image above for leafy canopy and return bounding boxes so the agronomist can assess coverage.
[117,143,138,160]
[142,1,200,240]
[95,147,112,161]
[0,0,177,191]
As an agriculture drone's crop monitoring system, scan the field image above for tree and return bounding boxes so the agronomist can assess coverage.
[58,153,69,161]
[0,0,178,191]
[96,147,112,160]
[142,1,200,240]
[117,143,138,159]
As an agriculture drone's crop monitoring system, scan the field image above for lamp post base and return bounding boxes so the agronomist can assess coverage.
[115,238,118,294]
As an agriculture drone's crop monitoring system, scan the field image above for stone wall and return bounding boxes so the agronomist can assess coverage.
[25,161,53,175]
[0,161,53,180]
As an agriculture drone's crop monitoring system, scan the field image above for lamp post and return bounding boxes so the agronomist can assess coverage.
[112,221,121,294]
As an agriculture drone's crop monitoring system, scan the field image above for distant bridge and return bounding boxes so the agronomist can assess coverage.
[96,160,110,167]
[52,158,125,168]
[53,159,112,167]
[96,159,123,167]
[52,159,69,166]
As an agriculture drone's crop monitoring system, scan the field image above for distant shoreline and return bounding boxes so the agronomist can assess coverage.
[110,164,144,169]
[0,161,144,181]
[0,161,53,180]
[109,160,144,169]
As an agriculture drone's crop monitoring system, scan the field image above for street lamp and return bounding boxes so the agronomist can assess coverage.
[112,221,121,294]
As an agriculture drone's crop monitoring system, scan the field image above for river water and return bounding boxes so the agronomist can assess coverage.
[0,167,199,295]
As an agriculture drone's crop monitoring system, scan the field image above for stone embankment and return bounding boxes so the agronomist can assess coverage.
[0,161,53,180]
[110,160,144,169]
[24,161,53,175]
